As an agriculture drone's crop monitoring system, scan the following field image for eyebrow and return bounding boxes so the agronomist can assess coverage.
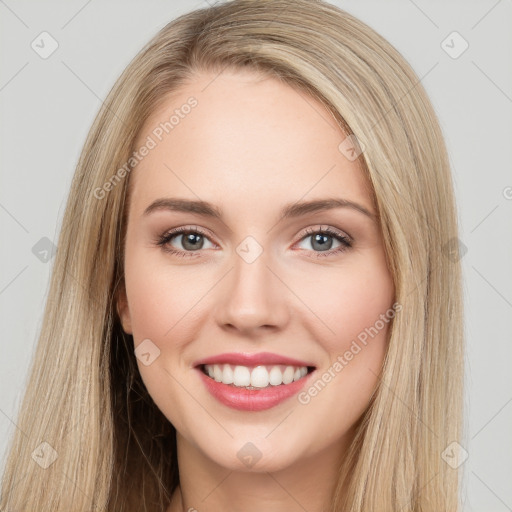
[143,197,376,221]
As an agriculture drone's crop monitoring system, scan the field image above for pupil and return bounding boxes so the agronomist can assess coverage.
[183,233,203,250]
[312,233,332,251]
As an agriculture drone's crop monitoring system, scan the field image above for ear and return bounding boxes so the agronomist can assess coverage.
[116,283,133,335]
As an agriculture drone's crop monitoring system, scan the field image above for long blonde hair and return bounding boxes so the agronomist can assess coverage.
[0,1,465,510]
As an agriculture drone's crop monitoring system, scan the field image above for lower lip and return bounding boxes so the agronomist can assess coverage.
[196,367,315,411]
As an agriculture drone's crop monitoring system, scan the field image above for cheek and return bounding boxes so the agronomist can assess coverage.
[123,250,203,341]
[293,254,395,352]
[123,249,203,427]
[293,262,394,446]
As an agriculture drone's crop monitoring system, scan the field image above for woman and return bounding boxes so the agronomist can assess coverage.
[0,1,465,510]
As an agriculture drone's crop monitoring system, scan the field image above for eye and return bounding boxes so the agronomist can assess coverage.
[294,226,352,258]
[156,226,216,257]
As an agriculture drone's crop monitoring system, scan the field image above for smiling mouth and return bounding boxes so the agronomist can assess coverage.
[199,363,316,390]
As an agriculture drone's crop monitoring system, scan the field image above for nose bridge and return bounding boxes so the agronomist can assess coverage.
[215,242,288,332]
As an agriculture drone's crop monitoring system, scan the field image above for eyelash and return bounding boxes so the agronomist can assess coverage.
[155,225,352,259]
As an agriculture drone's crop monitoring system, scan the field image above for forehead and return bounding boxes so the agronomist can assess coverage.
[128,69,372,217]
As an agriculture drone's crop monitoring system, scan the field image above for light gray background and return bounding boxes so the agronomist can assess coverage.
[1,1,511,510]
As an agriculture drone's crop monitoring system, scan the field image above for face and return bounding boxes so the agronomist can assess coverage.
[117,69,395,473]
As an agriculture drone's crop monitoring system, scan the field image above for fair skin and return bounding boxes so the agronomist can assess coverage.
[117,69,395,512]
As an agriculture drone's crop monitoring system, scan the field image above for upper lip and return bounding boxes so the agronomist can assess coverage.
[193,351,315,368]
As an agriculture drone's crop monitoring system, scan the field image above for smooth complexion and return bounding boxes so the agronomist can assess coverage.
[117,69,395,512]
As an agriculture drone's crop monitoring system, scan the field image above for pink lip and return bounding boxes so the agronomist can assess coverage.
[193,351,314,368]
[196,367,315,411]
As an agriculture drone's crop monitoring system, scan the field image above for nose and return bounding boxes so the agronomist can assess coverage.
[214,251,290,336]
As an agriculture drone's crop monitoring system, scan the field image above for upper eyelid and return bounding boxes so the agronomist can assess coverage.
[301,225,351,242]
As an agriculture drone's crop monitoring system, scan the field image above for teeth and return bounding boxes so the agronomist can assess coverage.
[250,366,269,388]
[233,365,251,387]
[282,366,294,384]
[222,364,233,384]
[269,366,283,386]
[203,364,311,389]
[213,364,223,382]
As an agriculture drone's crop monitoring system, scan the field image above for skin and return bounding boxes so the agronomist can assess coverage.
[117,68,395,512]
